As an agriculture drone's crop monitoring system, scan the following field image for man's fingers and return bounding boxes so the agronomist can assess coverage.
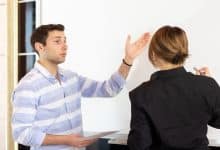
[77,138,97,148]
[137,32,150,48]
[126,35,131,45]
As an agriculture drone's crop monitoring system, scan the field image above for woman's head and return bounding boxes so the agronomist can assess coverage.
[148,25,188,67]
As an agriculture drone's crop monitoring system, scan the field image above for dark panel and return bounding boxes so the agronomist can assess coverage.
[87,139,110,150]
[18,144,30,150]
[18,1,36,53]
[18,55,36,81]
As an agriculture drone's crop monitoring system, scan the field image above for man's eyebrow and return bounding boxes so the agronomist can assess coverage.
[52,36,66,39]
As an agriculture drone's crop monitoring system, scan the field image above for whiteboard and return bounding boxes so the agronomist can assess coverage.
[41,0,220,136]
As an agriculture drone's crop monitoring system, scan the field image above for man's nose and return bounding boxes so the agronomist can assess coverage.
[63,43,68,50]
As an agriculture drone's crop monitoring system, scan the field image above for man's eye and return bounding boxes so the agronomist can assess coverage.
[54,40,61,44]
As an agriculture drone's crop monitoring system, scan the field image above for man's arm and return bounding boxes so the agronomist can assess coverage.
[12,86,45,146]
[118,33,150,79]
[12,83,96,148]
[78,33,150,97]
[42,134,97,148]
[118,59,132,81]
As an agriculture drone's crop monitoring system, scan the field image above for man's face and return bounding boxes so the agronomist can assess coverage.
[41,30,68,64]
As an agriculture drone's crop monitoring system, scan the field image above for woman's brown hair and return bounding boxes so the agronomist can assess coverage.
[148,25,189,66]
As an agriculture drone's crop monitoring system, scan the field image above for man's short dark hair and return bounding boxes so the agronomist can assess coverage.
[31,24,65,54]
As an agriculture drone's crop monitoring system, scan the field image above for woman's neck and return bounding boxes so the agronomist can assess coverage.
[159,63,182,71]
[155,59,182,71]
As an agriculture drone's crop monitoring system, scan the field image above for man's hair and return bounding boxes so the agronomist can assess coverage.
[148,25,189,65]
[31,24,65,54]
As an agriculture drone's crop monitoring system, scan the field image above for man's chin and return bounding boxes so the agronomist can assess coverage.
[56,59,65,64]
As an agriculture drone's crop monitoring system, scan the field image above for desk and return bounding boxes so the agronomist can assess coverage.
[88,131,220,150]
[108,134,128,150]
[107,133,220,148]
[18,129,220,150]
[86,138,128,150]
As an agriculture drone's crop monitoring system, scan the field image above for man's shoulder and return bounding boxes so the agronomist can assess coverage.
[21,69,41,82]
[15,69,42,89]
[59,68,78,78]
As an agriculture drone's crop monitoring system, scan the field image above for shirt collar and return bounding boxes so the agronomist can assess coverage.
[34,61,65,80]
[150,66,187,80]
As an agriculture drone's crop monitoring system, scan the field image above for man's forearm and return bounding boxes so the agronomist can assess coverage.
[42,134,69,145]
[118,58,132,79]
[42,133,96,148]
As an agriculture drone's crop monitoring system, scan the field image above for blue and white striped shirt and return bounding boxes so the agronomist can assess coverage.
[12,62,126,150]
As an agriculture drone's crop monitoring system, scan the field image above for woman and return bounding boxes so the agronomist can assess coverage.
[127,25,220,150]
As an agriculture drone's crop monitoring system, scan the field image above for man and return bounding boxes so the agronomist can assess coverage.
[12,24,150,150]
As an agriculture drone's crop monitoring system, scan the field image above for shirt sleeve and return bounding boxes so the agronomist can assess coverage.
[11,82,46,147]
[127,89,152,150]
[78,71,126,97]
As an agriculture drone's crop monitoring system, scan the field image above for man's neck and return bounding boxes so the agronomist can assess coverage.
[38,59,58,76]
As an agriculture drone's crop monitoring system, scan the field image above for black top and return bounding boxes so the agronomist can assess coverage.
[127,67,220,150]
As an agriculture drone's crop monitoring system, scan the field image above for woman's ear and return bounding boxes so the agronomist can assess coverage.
[152,51,157,63]
[34,42,44,53]
[152,52,161,68]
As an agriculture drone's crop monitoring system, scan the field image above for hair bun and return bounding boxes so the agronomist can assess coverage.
[172,52,188,64]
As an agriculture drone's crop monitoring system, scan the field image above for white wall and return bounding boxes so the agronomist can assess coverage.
[0,0,7,149]
[41,0,220,136]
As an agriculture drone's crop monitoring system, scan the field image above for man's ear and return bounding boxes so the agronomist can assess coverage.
[34,42,44,53]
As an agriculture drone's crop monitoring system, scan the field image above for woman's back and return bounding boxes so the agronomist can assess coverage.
[128,67,220,150]
[127,25,220,150]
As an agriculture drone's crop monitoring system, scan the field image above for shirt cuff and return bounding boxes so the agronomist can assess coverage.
[33,131,46,146]
[113,71,126,88]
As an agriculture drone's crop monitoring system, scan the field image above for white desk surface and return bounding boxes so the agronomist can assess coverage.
[86,126,220,147]
[207,126,220,147]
